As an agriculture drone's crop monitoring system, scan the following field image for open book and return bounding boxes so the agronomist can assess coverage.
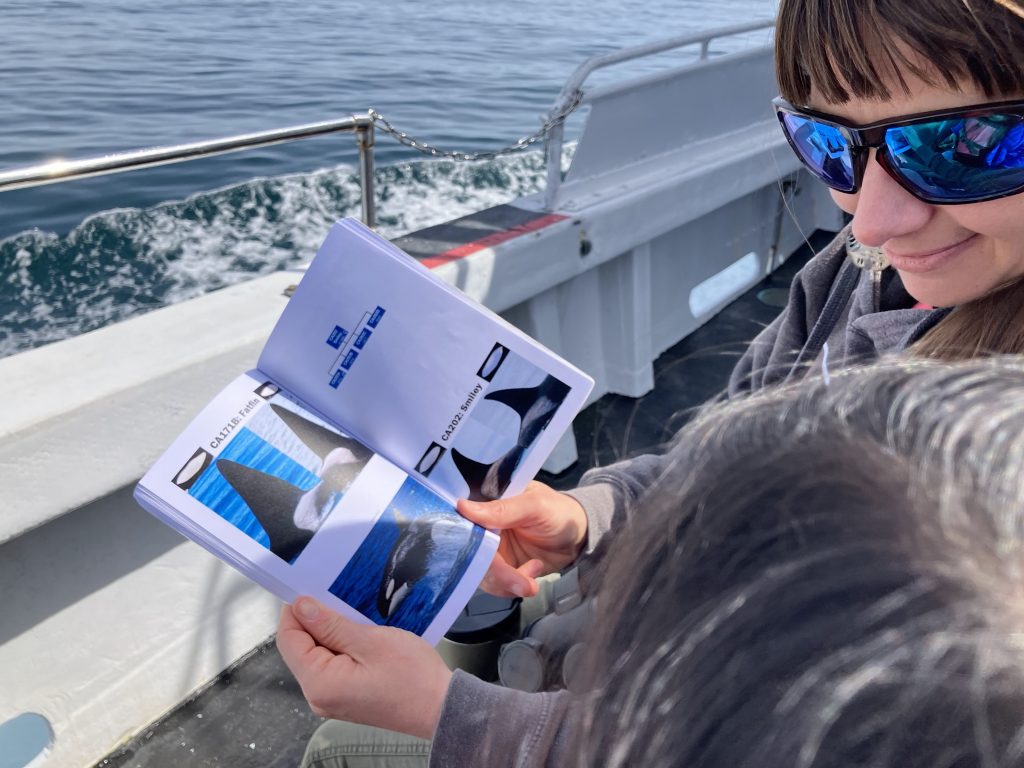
[134,218,594,644]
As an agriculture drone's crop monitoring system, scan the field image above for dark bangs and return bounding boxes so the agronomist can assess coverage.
[775,0,1024,105]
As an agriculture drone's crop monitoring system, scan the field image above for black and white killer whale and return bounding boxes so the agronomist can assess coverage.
[216,405,372,561]
[451,374,570,501]
[377,511,477,619]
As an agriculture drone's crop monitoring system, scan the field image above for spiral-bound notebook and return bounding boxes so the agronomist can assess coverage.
[134,217,594,644]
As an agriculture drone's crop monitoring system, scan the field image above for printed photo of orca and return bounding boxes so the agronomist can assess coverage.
[425,348,571,502]
[173,447,213,492]
[476,342,509,382]
[415,442,446,477]
[328,477,484,635]
[183,397,372,563]
[452,374,570,500]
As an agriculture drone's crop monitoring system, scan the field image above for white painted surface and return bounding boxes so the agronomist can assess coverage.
[0,269,298,545]
[0,488,280,768]
[689,251,762,318]
[0,269,298,767]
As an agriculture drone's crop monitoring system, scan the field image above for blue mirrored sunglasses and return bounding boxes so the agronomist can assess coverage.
[773,96,1024,204]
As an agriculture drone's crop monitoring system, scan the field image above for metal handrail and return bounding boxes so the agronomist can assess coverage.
[0,113,378,228]
[543,19,775,208]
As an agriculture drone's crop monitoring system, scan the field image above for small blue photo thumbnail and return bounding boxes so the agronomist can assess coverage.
[327,325,348,349]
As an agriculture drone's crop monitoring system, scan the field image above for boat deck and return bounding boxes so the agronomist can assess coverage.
[94,229,835,768]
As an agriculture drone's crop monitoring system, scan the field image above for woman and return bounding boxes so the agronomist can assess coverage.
[464,0,1024,608]
[280,1,1024,765]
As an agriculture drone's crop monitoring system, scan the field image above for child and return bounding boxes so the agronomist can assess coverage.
[573,357,1024,767]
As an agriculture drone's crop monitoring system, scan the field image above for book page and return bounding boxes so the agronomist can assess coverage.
[257,218,594,504]
[135,371,498,645]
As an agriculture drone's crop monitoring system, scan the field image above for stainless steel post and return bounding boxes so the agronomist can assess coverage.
[356,123,376,229]
[766,178,796,276]
[543,122,564,211]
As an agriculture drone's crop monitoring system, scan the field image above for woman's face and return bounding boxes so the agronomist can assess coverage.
[810,74,1024,307]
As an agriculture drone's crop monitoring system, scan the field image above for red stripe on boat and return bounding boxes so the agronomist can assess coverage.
[422,213,569,269]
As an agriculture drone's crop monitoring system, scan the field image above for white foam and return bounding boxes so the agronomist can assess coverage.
[0,143,578,359]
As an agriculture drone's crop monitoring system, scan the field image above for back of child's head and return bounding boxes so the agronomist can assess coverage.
[573,357,1024,767]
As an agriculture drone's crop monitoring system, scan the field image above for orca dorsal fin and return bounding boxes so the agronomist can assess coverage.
[484,376,570,446]
[270,404,373,466]
[451,447,522,501]
[215,459,313,562]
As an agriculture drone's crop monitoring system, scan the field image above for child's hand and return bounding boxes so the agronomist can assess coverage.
[277,597,452,739]
[458,481,589,599]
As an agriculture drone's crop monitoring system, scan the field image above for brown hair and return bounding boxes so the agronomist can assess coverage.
[775,0,1024,104]
[909,280,1024,360]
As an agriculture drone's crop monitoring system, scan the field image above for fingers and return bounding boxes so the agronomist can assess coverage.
[521,559,546,580]
[276,605,310,665]
[479,552,544,598]
[458,494,537,531]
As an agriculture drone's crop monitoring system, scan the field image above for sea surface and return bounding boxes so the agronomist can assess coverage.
[0,0,776,357]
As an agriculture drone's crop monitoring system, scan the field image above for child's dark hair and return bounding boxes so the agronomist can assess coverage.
[573,358,1024,767]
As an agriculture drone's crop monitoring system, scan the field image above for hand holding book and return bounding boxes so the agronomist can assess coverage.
[457,483,589,599]
[134,218,594,643]
[278,596,450,740]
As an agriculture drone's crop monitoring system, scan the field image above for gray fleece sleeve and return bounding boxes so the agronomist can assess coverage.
[727,227,850,396]
[566,228,852,551]
[563,452,673,554]
[429,670,573,768]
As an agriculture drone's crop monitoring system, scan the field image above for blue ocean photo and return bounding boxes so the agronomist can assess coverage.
[187,425,320,552]
[184,394,371,562]
[329,477,485,635]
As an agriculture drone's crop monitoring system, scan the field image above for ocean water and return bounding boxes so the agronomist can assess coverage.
[0,0,776,357]
[330,477,484,636]
[190,425,320,551]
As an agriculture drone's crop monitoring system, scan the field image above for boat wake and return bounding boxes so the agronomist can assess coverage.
[0,145,573,359]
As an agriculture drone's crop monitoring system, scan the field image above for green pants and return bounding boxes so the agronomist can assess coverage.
[300,721,430,768]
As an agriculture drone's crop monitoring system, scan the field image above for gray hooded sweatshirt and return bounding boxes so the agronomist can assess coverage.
[428,227,951,767]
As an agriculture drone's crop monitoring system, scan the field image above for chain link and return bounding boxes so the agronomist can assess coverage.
[367,89,584,162]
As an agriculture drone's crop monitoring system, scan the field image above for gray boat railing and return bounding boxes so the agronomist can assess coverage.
[0,113,379,228]
[543,18,775,208]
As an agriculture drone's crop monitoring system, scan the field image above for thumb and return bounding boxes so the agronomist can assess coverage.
[458,496,534,530]
[292,596,371,658]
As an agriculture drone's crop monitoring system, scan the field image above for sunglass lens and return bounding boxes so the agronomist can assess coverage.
[885,116,1024,202]
[780,113,856,192]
